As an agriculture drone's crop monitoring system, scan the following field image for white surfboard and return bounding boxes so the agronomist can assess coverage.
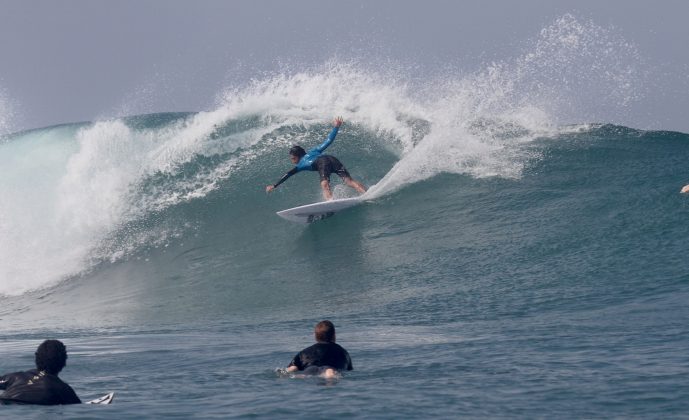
[277,197,362,223]
[85,392,115,405]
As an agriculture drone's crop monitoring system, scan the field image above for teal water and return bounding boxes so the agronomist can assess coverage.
[1,115,688,418]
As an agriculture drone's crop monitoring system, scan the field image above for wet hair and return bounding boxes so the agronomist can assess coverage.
[314,320,336,343]
[35,339,68,375]
[289,145,306,158]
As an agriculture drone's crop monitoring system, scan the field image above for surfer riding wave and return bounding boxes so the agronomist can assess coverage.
[266,117,367,201]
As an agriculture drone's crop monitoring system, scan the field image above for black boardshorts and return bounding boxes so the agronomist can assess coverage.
[314,155,351,182]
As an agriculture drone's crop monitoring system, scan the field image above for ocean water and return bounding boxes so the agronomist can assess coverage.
[1,15,688,418]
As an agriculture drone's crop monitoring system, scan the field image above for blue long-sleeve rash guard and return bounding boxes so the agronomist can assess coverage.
[273,126,339,188]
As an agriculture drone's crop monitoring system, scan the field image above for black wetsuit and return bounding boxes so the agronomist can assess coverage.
[0,369,81,405]
[288,342,353,372]
[314,155,351,181]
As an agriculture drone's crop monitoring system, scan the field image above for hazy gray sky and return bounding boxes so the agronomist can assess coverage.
[1,0,688,132]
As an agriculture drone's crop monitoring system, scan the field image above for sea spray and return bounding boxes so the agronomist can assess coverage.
[370,14,643,197]
[0,86,17,137]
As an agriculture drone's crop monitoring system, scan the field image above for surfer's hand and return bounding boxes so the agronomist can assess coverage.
[681,184,689,194]
[266,185,275,193]
[334,116,343,127]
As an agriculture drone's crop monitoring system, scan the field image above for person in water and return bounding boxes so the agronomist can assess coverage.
[681,184,689,193]
[0,339,81,405]
[286,320,353,378]
[266,117,367,201]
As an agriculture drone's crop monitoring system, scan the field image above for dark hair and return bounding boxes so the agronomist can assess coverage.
[314,320,336,343]
[289,145,306,158]
[35,340,68,375]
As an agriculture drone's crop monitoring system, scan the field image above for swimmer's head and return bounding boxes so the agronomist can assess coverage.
[315,320,336,343]
[289,145,306,163]
[35,339,68,375]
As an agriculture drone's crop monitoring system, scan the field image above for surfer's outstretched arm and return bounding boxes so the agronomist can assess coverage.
[314,117,344,153]
[266,167,298,192]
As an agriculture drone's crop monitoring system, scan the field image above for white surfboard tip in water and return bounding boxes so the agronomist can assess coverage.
[276,197,362,224]
[85,392,115,405]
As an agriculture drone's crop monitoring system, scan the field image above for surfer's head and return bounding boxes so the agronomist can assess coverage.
[35,339,68,375]
[289,145,306,163]
[314,320,336,343]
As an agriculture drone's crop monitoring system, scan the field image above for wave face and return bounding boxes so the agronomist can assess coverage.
[0,14,644,297]
[1,14,688,418]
